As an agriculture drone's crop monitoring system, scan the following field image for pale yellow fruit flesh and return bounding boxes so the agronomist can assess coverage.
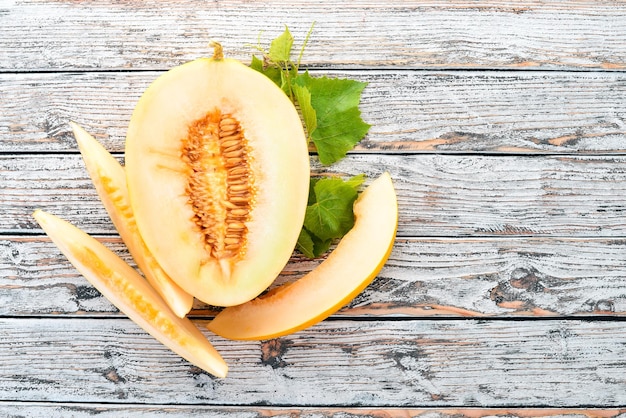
[207,172,398,340]
[125,53,309,307]
[71,122,193,318]
[33,210,228,378]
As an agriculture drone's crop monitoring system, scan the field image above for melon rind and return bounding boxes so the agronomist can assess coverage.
[207,172,398,340]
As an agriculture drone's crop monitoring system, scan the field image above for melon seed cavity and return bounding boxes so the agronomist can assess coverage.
[182,111,254,261]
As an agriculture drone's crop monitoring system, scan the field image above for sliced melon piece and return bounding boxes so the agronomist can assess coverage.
[207,172,398,340]
[33,210,228,378]
[125,43,310,307]
[71,122,193,318]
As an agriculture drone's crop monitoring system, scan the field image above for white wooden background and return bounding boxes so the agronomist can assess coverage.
[2,0,626,416]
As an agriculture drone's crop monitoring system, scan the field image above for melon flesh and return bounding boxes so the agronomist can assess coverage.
[33,210,228,378]
[207,172,398,340]
[71,122,193,318]
[125,48,309,307]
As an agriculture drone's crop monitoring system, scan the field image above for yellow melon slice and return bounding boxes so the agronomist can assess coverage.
[71,122,193,318]
[124,43,310,307]
[207,172,398,340]
[33,210,228,378]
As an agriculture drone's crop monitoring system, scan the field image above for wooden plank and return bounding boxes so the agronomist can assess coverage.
[2,70,626,154]
[0,404,624,418]
[0,317,625,405]
[2,1,626,71]
[3,154,626,237]
[3,235,626,317]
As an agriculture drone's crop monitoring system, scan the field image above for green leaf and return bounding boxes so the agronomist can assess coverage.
[295,72,370,165]
[303,176,362,242]
[250,54,264,71]
[313,107,370,164]
[296,228,316,258]
[311,234,332,257]
[279,67,298,96]
[307,178,320,205]
[269,26,293,63]
[296,228,332,259]
[344,173,366,189]
[250,55,283,88]
[292,83,317,140]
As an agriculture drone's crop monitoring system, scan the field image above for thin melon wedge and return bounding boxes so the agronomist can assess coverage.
[33,210,228,378]
[71,122,193,318]
[207,172,398,340]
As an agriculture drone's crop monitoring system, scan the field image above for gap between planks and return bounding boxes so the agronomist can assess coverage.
[0,403,625,417]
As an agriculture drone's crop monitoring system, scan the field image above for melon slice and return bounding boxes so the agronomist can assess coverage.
[207,172,398,340]
[124,43,310,307]
[33,210,228,378]
[71,122,193,318]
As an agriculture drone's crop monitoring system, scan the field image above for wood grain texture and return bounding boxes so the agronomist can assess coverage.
[0,318,625,406]
[3,236,626,317]
[0,405,624,418]
[2,70,626,154]
[3,154,626,237]
[2,0,626,71]
[4,0,626,412]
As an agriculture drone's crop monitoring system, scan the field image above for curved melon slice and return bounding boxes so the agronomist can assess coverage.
[33,210,228,378]
[207,172,398,340]
[71,122,193,318]
[125,44,310,307]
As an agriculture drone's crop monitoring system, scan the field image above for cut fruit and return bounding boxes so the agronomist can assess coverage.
[125,43,310,307]
[207,172,398,340]
[71,122,193,318]
[33,210,228,378]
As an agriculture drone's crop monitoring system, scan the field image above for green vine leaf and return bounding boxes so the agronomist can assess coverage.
[294,72,370,165]
[249,25,370,257]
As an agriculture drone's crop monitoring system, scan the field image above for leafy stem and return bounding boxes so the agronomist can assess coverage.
[296,22,315,74]
[250,25,371,258]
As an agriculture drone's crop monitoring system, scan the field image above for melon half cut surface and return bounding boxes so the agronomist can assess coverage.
[207,172,398,340]
[124,44,310,307]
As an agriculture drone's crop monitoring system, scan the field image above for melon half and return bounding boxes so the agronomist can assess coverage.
[124,44,310,307]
